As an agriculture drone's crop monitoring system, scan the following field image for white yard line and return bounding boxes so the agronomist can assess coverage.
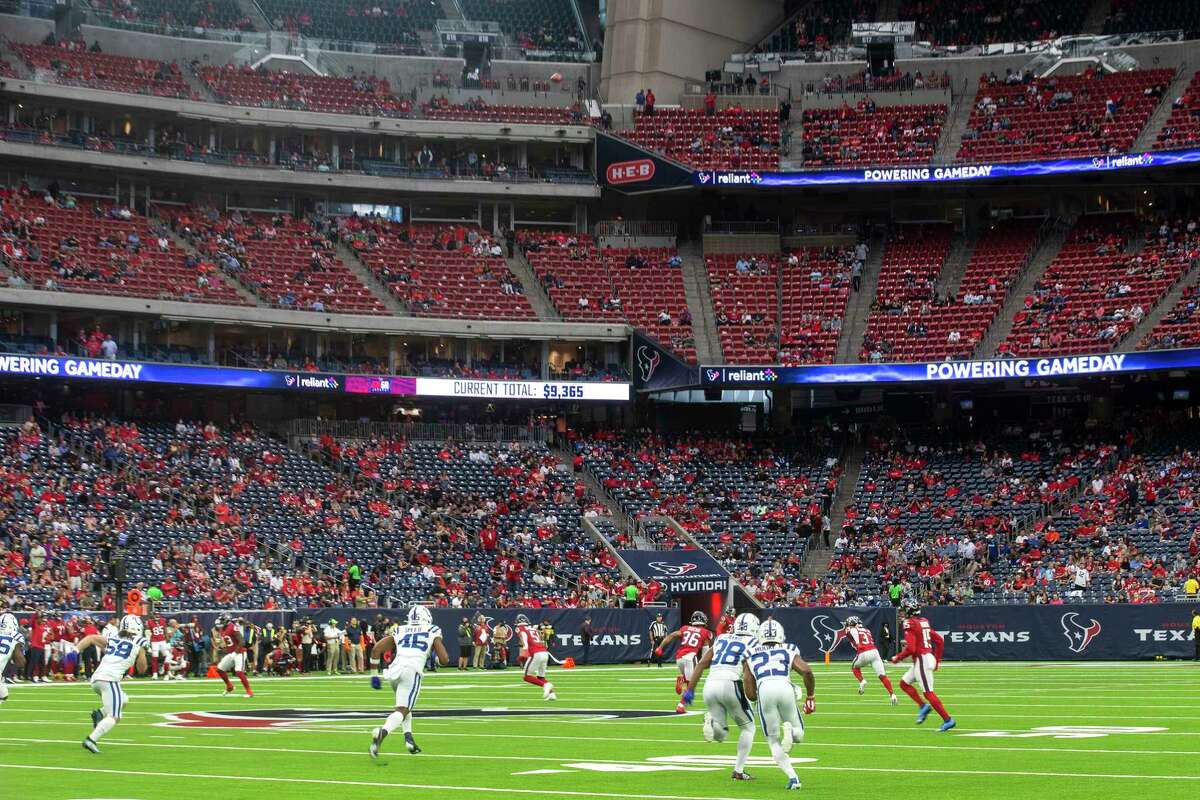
[0,763,753,800]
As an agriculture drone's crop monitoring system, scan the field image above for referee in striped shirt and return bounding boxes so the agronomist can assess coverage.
[648,614,667,666]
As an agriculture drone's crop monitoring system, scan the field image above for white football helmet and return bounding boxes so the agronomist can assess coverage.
[758,619,785,645]
[732,612,760,638]
[407,605,433,626]
[119,614,144,637]
[0,612,19,636]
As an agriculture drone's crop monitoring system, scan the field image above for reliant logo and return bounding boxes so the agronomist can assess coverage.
[724,368,778,382]
[607,159,655,185]
[648,561,697,576]
[1060,612,1102,653]
[289,374,340,390]
[715,172,763,185]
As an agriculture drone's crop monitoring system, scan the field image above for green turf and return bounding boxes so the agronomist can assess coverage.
[1,662,1197,798]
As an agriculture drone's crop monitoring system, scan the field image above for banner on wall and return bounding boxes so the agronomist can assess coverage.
[617,549,730,594]
[0,354,629,402]
[308,607,678,665]
[631,331,698,392]
[596,132,695,193]
[694,147,1200,189]
[766,607,895,661]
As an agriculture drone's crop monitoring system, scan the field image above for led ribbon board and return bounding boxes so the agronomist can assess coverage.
[0,355,630,401]
[693,148,1200,188]
[700,348,1200,387]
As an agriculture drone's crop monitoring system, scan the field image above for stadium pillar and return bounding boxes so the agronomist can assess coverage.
[541,341,550,379]
[771,388,793,432]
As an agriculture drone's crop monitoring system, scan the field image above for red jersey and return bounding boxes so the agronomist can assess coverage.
[674,625,713,658]
[834,626,877,654]
[220,623,245,654]
[147,617,168,643]
[517,624,547,655]
[896,616,944,662]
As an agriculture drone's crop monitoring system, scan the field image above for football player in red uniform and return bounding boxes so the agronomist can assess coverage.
[890,600,954,731]
[654,611,714,712]
[146,615,170,679]
[515,614,556,700]
[831,616,896,704]
[214,616,253,698]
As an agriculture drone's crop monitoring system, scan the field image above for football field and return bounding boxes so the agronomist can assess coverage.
[0,661,1197,798]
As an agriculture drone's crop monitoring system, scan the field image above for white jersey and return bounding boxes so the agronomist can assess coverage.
[383,623,442,678]
[707,633,757,681]
[0,631,24,671]
[91,634,149,683]
[747,643,800,687]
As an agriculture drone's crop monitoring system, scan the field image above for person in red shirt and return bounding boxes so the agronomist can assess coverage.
[214,616,253,698]
[26,612,49,682]
[515,614,555,700]
[653,611,714,711]
[831,616,896,704]
[146,616,170,679]
[890,600,954,731]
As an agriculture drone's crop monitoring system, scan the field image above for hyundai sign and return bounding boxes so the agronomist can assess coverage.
[693,147,1200,188]
[617,549,730,594]
[700,348,1200,387]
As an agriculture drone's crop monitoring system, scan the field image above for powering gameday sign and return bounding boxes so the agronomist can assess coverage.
[616,549,729,594]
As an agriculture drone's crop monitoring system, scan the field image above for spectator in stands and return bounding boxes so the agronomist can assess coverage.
[634,88,645,114]
[645,88,655,116]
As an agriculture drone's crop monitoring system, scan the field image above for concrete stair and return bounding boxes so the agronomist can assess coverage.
[935,231,977,299]
[679,241,723,363]
[1118,259,1200,351]
[1132,63,1192,152]
[973,218,1072,358]
[800,439,865,580]
[779,119,805,170]
[333,242,409,317]
[1080,0,1113,35]
[834,228,885,363]
[506,253,561,321]
[932,86,976,165]
[164,229,264,307]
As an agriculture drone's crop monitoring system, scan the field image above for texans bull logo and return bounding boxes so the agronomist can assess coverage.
[648,562,697,576]
[636,345,661,382]
[810,614,841,654]
[1060,612,1102,654]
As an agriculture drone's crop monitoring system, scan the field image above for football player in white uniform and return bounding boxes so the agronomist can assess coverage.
[0,611,27,702]
[744,619,815,791]
[74,614,148,753]
[368,606,448,757]
[682,612,761,781]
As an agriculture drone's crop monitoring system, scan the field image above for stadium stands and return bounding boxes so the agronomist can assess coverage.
[522,231,696,361]
[801,101,946,168]
[421,99,576,125]
[617,108,780,171]
[859,225,955,362]
[1103,0,1200,36]
[341,218,536,320]
[172,210,387,314]
[778,246,855,366]
[958,68,1174,163]
[97,0,256,31]
[860,220,1040,362]
[255,0,435,47]
[760,0,877,55]
[707,253,778,363]
[1156,71,1200,151]
[196,64,410,116]
[1001,214,1197,357]
[899,0,1091,46]
[459,0,586,55]
[11,41,196,99]
[0,187,248,305]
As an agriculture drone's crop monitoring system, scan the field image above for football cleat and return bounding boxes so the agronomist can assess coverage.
[222,688,234,696]
[938,717,957,733]
[916,703,933,724]
[786,778,802,790]
[82,738,100,754]
[890,693,898,706]
[731,771,755,781]
[675,703,687,714]
[404,733,421,754]
[151,673,160,681]
[781,721,795,754]
[369,727,387,758]
[858,679,867,695]
[243,692,254,699]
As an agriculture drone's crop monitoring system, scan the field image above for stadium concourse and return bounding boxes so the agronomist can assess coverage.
[6,0,1200,796]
